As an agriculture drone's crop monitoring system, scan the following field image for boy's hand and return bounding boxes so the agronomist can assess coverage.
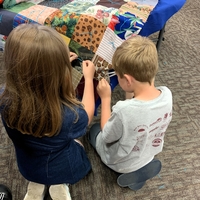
[82,60,95,80]
[69,52,78,62]
[97,78,111,99]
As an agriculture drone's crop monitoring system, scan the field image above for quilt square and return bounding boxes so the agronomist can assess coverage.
[112,12,144,39]
[95,27,124,64]
[72,14,106,53]
[97,0,125,9]
[19,5,58,24]
[13,14,38,28]
[83,5,118,26]
[45,10,80,38]
[69,40,95,61]
[93,54,113,81]
[119,2,154,23]
[72,67,83,90]
[60,1,94,13]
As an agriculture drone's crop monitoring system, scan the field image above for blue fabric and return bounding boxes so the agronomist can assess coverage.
[139,0,186,36]
[1,105,91,185]
[0,9,17,36]
[114,12,144,40]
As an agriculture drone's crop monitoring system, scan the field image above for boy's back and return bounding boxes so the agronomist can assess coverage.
[96,86,172,173]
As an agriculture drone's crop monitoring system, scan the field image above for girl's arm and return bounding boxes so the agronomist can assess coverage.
[81,60,95,125]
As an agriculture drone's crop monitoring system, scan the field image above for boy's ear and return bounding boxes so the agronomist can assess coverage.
[124,74,134,86]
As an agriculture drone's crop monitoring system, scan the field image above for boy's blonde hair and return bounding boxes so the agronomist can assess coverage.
[1,24,82,137]
[112,35,158,85]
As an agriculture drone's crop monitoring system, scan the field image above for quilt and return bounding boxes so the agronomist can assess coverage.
[0,0,158,111]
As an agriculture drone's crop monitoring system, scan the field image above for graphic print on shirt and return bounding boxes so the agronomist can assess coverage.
[132,125,148,152]
[150,112,172,147]
[152,138,162,147]
[132,111,172,151]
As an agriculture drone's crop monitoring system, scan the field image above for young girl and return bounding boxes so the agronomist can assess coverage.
[0,24,95,199]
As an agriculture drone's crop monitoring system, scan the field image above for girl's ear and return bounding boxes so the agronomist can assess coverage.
[123,74,134,86]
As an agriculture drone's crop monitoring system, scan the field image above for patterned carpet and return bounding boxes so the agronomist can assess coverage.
[1,0,200,199]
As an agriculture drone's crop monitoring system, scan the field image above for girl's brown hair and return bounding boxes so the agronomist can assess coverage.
[112,35,158,85]
[0,24,82,137]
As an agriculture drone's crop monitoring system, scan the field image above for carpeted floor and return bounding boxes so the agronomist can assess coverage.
[1,0,200,199]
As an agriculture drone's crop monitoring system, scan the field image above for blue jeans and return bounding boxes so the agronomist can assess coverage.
[88,123,101,149]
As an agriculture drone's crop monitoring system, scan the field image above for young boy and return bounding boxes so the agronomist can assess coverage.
[88,35,173,190]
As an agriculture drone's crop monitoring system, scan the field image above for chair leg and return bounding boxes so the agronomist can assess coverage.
[156,24,166,51]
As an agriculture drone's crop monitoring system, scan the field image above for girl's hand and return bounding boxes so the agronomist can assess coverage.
[97,78,111,100]
[82,60,95,80]
[69,52,78,62]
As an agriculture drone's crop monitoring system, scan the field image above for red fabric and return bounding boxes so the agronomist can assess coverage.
[108,15,120,30]
[76,77,99,102]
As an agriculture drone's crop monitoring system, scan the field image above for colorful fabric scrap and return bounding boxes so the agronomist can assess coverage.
[112,11,144,39]
[96,0,125,9]
[72,14,107,53]
[13,13,38,28]
[44,10,80,38]
[92,54,112,81]
[95,27,124,64]
[18,5,58,24]
[60,1,94,13]
[0,34,7,51]
[6,2,35,13]
[83,5,118,26]
[72,67,83,90]
[72,0,99,4]
[119,2,154,23]
[69,40,95,62]
[3,0,26,8]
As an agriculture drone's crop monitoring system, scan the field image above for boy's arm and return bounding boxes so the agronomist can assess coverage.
[100,97,111,129]
[100,112,123,143]
[97,79,112,129]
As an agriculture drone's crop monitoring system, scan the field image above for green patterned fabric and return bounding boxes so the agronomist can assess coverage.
[3,0,25,8]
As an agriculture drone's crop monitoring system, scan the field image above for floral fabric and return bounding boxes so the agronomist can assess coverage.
[44,10,80,39]
[83,5,118,26]
[111,11,144,39]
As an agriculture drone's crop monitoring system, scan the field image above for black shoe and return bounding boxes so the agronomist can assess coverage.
[0,184,12,200]
[117,159,162,187]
